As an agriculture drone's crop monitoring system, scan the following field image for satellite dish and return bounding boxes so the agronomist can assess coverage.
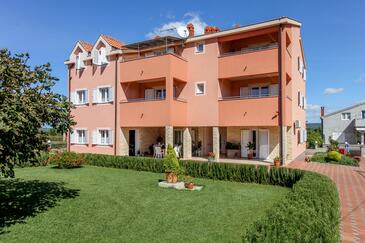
[177,26,189,38]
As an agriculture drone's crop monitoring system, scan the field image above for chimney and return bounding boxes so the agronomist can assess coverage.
[187,23,194,37]
[320,106,325,117]
[204,26,221,34]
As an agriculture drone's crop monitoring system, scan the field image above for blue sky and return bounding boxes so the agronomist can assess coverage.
[1,0,364,122]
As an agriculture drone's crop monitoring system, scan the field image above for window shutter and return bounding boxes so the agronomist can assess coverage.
[93,89,98,103]
[108,87,113,102]
[100,47,108,64]
[84,129,88,144]
[297,57,300,72]
[92,129,98,144]
[76,55,80,70]
[303,69,307,81]
[269,84,278,96]
[304,129,307,142]
[298,91,301,106]
[108,129,113,145]
[70,130,76,144]
[70,92,76,104]
[239,87,249,98]
[92,50,100,65]
[303,96,307,109]
[84,90,89,103]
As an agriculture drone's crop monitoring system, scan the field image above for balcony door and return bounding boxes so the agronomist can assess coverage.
[241,130,250,157]
[258,129,269,160]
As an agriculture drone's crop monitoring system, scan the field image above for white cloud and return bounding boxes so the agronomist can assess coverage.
[354,73,365,83]
[146,12,207,39]
[323,87,344,95]
[306,104,321,111]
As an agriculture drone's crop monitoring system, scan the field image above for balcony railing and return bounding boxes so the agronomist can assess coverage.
[120,97,166,103]
[219,93,278,101]
[219,43,278,57]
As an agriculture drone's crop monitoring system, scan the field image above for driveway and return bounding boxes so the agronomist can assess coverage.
[288,159,365,243]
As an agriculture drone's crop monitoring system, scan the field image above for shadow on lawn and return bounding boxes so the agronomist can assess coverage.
[0,179,79,234]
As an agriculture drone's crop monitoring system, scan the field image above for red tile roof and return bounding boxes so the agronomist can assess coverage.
[79,40,93,52]
[101,34,125,49]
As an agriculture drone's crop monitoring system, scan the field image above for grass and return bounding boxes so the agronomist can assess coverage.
[0,166,288,242]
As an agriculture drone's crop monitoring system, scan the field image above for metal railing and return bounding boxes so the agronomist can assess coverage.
[219,93,278,101]
[219,43,279,58]
[120,97,166,103]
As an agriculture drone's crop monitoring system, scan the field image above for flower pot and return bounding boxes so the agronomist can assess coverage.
[247,153,253,160]
[274,159,281,168]
[165,172,178,183]
[184,182,194,190]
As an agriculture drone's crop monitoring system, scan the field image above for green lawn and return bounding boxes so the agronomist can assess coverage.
[0,166,288,242]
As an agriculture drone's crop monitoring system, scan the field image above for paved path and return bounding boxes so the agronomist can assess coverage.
[288,159,365,243]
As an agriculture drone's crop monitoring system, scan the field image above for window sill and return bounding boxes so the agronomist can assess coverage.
[92,101,113,105]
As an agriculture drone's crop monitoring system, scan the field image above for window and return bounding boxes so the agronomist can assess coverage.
[93,87,113,103]
[250,87,260,97]
[195,42,204,53]
[260,86,269,96]
[71,129,88,144]
[155,89,166,99]
[341,113,351,120]
[76,90,87,104]
[195,82,205,96]
[362,111,365,119]
[92,129,112,145]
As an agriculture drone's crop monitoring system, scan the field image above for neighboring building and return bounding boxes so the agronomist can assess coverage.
[321,102,365,145]
[64,17,307,165]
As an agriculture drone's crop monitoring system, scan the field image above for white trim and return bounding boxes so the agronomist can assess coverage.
[195,81,206,96]
[258,129,270,161]
[341,112,351,121]
[71,128,88,145]
[194,41,205,54]
[93,85,113,104]
[73,88,88,105]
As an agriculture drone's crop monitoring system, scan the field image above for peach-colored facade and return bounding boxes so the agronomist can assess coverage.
[65,17,307,164]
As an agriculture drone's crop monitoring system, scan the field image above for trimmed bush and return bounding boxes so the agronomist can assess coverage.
[164,144,182,174]
[326,151,342,162]
[339,155,359,166]
[312,152,358,166]
[49,152,85,169]
[242,172,340,242]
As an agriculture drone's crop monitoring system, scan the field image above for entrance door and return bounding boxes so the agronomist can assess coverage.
[241,130,250,157]
[259,129,269,160]
[129,130,136,156]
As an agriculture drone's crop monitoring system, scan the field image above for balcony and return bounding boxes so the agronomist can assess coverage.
[218,44,279,80]
[355,119,365,129]
[120,53,187,83]
[120,97,187,127]
[218,95,278,126]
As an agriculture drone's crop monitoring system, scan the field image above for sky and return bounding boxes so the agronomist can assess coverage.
[1,0,364,123]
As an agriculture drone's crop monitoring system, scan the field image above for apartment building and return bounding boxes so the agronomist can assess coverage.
[64,17,307,165]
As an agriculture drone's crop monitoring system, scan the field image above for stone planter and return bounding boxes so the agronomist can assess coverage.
[227,149,240,158]
[165,172,178,183]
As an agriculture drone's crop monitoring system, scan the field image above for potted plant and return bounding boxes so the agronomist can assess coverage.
[226,142,240,158]
[273,156,281,168]
[305,156,311,163]
[184,176,195,190]
[207,152,215,162]
[246,142,255,159]
[163,144,183,183]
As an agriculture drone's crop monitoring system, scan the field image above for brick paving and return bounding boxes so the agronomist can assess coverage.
[288,159,365,243]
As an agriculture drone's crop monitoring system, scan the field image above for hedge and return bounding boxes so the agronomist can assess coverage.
[242,172,340,243]
[82,153,339,242]
[84,154,304,187]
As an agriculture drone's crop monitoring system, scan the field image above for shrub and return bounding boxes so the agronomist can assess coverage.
[307,128,323,148]
[49,152,85,169]
[242,172,340,243]
[163,144,182,174]
[326,151,342,162]
[339,155,359,166]
[327,138,339,152]
[35,151,51,166]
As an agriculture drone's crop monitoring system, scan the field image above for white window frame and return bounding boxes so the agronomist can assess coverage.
[341,113,351,121]
[195,82,206,96]
[248,83,271,97]
[71,128,88,145]
[92,128,113,146]
[93,85,113,104]
[75,89,88,105]
[195,42,205,54]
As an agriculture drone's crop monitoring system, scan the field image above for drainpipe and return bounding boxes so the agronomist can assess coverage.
[67,66,71,152]
[114,55,118,155]
[278,24,284,165]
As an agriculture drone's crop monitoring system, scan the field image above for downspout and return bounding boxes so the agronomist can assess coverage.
[278,24,284,165]
[114,55,118,155]
[67,66,71,152]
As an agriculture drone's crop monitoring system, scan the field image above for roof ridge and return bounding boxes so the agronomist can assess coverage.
[100,34,125,49]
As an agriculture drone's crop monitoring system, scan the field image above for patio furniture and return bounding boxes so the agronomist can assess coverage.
[154,146,163,158]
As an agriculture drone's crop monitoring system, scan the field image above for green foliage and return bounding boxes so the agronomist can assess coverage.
[327,138,339,152]
[0,49,75,177]
[326,151,342,162]
[84,154,165,173]
[246,142,255,150]
[310,152,358,166]
[307,128,323,148]
[242,172,340,243]
[49,152,85,169]
[163,144,182,174]
[225,142,240,150]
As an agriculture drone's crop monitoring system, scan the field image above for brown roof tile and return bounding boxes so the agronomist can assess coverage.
[101,34,125,49]
[79,40,93,52]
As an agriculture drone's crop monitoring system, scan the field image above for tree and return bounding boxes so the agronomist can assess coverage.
[307,128,323,149]
[0,49,75,177]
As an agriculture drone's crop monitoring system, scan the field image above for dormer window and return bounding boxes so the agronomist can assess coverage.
[76,53,85,70]
[93,47,108,65]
